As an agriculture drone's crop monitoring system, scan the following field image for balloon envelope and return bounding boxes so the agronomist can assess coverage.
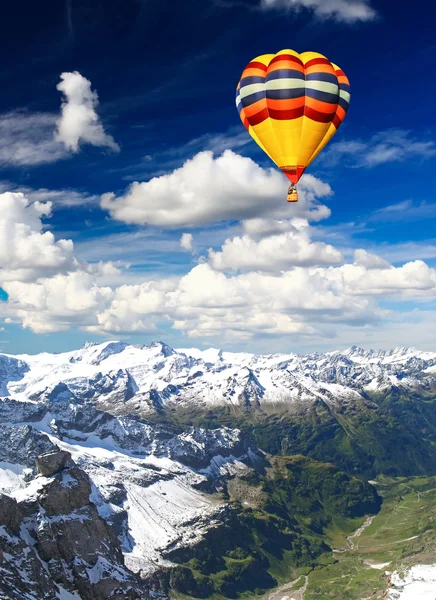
[236,50,350,184]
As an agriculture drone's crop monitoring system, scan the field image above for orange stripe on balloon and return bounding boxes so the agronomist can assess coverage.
[270,54,303,67]
[305,64,336,75]
[242,67,268,78]
[305,96,337,114]
[335,105,347,121]
[267,97,305,111]
[268,60,304,74]
[244,98,267,118]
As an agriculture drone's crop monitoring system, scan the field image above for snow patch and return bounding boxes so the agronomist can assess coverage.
[0,461,27,494]
[388,564,436,599]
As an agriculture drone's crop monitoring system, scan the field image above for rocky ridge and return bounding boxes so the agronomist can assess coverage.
[0,449,165,599]
[0,341,435,416]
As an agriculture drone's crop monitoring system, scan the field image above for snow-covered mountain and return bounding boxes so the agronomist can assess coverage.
[0,396,253,577]
[1,341,436,414]
[1,340,435,598]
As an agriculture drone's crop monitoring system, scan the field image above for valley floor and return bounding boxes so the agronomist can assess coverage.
[172,475,436,600]
[295,475,436,600]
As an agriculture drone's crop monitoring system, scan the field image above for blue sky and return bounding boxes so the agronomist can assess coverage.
[0,0,436,355]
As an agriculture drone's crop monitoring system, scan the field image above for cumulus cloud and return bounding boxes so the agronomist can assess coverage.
[86,279,176,335]
[180,233,194,252]
[5,272,113,334]
[56,71,120,153]
[344,260,436,297]
[354,249,391,270]
[0,73,119,168]
[323,130,436,169]
[101,150,332,228]
[89,250,436,340]
[0,192,77,283]
[0,191,115,333]
[209,219,343,272]
[260,0,377,22]
[3,188,436,348]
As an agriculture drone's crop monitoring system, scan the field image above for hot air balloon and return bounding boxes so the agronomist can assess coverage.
[236,50,350,203]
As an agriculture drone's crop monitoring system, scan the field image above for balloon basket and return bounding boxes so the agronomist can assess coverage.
[287,188,298,203]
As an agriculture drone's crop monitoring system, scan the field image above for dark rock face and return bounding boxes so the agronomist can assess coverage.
[0,424,57,468]
[0,493,23,532]
[0,451,166,600]
[36,449,73,476]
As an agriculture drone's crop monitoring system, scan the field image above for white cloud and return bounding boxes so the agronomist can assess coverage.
[344,260,436,297]
[101,150,332,228]
[0,192,77,283]
[89,249,436,341]
[23,187,99,208]
[353,249,391,270]
[3,185,436,349]
[0,111,68,167]
[209,219,343,272]
[56,71,120,153]
[261,0,377,22]
[242,217,299,239]
[180,233,194,252]
[5,271,113,334]
[86,279,175,335]
[0,72,119,168]
[0,182,99,208]
[323,130,436,169]
[0,190,114,333]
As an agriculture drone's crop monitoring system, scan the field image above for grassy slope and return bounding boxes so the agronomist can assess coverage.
[164,456,380,599]
[158,389,436,599]
[170,475,436,600]
[164,391,436,479]
[304,475,436,599]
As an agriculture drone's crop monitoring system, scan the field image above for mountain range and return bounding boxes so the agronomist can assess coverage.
[2,340,436,414]
[1,341,436,599]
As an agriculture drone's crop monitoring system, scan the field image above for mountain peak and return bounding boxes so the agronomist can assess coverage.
[2,341,435,412]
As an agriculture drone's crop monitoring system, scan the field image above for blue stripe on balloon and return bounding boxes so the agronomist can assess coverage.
[305,72,338,84]
[266,88,306,100]
[338,97,350,110]
[266,69,305,81]
[240,90,265,107]
[239,75,266,87]
[305,88,339,104]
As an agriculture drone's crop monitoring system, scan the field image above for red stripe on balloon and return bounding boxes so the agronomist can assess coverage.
[268,107,305,120]
[247,107,270,126]
[304,106,335,123]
